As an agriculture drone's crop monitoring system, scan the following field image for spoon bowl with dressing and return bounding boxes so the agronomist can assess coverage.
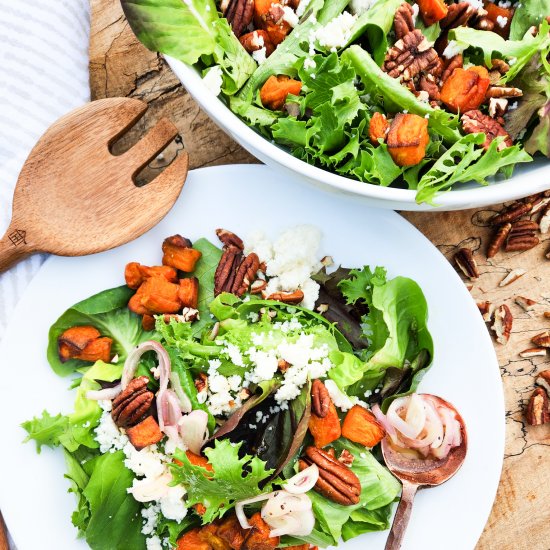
[378,394,468,550]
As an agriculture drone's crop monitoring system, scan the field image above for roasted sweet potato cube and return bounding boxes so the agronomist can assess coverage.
[483,1,513,38]
[254,0,291,45]
[260,75,302,110]
[440,67,490,113]
[162,235,202,272]
[125,262,178,289]
[239,30,275,57]
[342,405,386,448]
[125,262,144,289]
[179,277,199,309]
[285,546,311,550]
[417,0,448,26]
[126,416,163,450]
[186,450,214,472]
[138,276,182,314]
[387,113,430,167]
[369,112,390,145]
[177,528,212,550]
[200,525,232,550]
[308,401,342,448]
[128,284,153,316]
[74,337,113,363]
[141,314,156,332]
[242,513,279,550]
[59,325,101,352]
[217,516,247,550]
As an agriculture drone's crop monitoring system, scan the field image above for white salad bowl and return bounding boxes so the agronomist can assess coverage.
[166,55,549,212]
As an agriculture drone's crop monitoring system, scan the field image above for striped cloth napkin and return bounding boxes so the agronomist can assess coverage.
[0,0,91,546]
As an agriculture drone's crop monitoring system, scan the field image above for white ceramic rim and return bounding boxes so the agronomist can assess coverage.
[165,55,549,211]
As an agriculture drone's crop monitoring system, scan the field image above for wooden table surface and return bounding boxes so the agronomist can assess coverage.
[89,2,549,548]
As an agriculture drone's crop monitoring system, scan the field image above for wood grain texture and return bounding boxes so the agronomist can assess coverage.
[0,97,188,272]
[0,513,8,550]
[88,5,549,550]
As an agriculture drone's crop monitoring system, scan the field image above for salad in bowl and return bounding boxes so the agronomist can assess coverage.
[22,224,465,549]
[121,0,549,206]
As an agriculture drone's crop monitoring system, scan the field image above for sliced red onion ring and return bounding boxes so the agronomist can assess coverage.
[284,464,319,494]
[158,388,183,442]
[235,493,274,529]
[179,410,209,455]
[262,492,311,520]
[387,397,423,440]
[372,404,397,440]
[122,340,170,390]
[86,383,122,401]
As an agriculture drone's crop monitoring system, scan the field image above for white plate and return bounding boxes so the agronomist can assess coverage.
[166,56,550,212]
[0,165,504,549]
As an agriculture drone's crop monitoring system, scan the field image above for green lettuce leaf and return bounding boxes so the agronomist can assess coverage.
[416,134,532,204]
[47,285,148,376]
[300,440,400,545]
[342,45,461,143]
[121,0,255,95]
[170,439,274,523]
[347,0,404,64]
[525,101,550,155]
[83,451,145,550]
[22,410,68,453]
[452,22,550,82]
[510,0,550,39]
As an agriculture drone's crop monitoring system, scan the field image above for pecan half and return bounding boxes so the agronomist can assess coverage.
[539,204,550,234]
[454,248,479,279]
[491,58,510,74]
[232,253,260,297]
[491,304,513,345]
[440,2,477,30]
[224,0,254,37]
[250,279,267,294]
[300,447,361,506]
[532,331,550,348]
[487,223,512,258]
[394,2,416,40]
[214,245,242,296]
[461,109,513,150]
[194,372,208,394]
[383,30,439,82]
[519,347,547,358]
[419,73,440,101]
[277,359,290,373]
[311,379,331,418]
[491,202,533,225]
[266,289,304,304]
[216,228,244,251]
[504,236,539,252]
[486,86,523,99]
[477,300,493,322]
[111,376,154,428]
[526,388,550,426]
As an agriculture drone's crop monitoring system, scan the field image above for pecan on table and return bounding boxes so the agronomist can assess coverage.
[232,252,260,296]
[224,0,254,37]
[526,388,550,426]
[461,110,513,150]
[299,447,361,506]
[454,248,479,279]
[214,245,243,296]
[112,376,154,428]
[394,2,416,40]
[311,379,331,418]
[383,29,439,82]
[440,2,477,30]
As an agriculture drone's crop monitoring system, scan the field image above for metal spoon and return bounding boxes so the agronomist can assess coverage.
[382,394,468,550]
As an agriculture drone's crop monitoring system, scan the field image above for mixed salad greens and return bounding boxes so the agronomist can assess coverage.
[121,0,549,204]
[23,226,436,549]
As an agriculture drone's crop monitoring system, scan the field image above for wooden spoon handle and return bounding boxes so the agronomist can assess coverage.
[0,511,9,550]
[0,226,34,273]
[385,480,419,550]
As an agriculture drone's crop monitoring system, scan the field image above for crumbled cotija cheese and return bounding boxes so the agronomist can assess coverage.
[160,484,187,522]
[296,0,311,17]
[442,40,465,59]
[496,14,508,27]
[463,0,484,9]
[324,379,367,411]
[252,47,267,65]
[314,12,357,50]
[282,5,299,27]
[246,225,322,310]
[145,535,163,550]
[349,0,377,15]
[202,66,223,96]
[95,409,128,453]
[142,504,161,535]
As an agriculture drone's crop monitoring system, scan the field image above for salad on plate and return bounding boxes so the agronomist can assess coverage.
[121,0,549,203]
[23,225,465,549]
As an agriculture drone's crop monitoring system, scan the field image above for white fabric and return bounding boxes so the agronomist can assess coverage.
[0,0,91,546]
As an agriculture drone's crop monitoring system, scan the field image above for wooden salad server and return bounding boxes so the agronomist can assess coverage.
[0,97,188,272]
[0,512,7,550]
[382,395,468,550]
